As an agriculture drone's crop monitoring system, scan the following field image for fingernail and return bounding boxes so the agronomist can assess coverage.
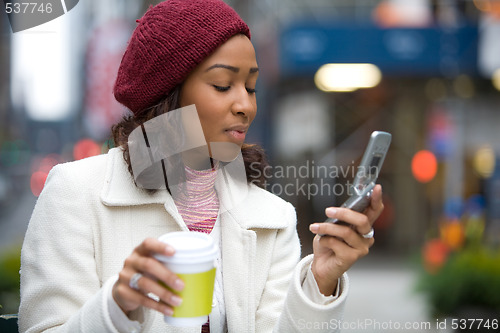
[174,279,185,291]
[326,208,337,215]
[164,308,174,316]
[171,295,183,306]
[164,245,175,255]
[309,224,319,233]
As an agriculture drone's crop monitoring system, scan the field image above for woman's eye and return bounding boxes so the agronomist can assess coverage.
[246,87,257,94]
[213,85,230,92]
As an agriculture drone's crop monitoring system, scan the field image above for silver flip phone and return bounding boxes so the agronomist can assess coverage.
[325,131,392,225]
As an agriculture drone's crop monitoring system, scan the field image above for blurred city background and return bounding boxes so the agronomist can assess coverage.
[1,0,500,331]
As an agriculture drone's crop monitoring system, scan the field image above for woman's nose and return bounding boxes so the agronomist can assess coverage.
[232,87,256,117]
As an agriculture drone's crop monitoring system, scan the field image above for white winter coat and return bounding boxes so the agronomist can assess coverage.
[19,147,348,332]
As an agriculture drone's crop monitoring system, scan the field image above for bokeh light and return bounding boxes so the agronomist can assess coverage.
[0,140,30,167]
[412,150,438,183]
[425,78,447,101]
[493,68,500,91]
[440,220,465,251]
[444,197,464,219]
[473,146,496,178]
[30,171,48,197]
[39,154,61,173]
[29,154,62,197]
[314,63,382,92]
[452,75,475,99]
[422,238,450,274]
[474,0,500,18]
[30,154,61,174]
[73,139,101,160]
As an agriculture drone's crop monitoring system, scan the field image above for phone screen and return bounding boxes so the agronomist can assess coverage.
[369,155,382,175]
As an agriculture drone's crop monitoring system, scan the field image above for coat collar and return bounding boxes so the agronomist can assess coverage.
[100,148,289,230]
[100,147,170,206]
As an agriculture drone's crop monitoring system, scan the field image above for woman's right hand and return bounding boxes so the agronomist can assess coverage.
[112,237,185,316]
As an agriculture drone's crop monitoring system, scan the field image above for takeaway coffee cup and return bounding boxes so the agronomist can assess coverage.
[155,231,218,326]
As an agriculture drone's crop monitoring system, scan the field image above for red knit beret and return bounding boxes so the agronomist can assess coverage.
[113,0,251,114]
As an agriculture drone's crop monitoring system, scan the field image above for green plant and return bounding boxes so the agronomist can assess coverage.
[0,244,21,314]
[417,246,500,318]
[417,196,500,320]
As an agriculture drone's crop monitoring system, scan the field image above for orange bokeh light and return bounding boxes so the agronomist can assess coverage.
[422,238,450,274]
[73,139,101,161]
[412,150,437,183]
[30,171,48,197]
[440,221,466,251]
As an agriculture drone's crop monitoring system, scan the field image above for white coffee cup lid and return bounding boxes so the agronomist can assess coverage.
[155,231,218,264]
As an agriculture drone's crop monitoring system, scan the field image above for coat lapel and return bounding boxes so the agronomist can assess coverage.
[100,148,169,206]
[220,209,256,333]
[100,148,188,231]
[216,159,288,332]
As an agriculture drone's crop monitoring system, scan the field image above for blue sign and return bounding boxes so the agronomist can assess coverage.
[280,22,479,77]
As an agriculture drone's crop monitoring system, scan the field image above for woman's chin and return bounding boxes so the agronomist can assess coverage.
[209,142,241,162]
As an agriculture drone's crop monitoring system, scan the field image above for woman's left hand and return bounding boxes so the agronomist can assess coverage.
[309,184,384,296]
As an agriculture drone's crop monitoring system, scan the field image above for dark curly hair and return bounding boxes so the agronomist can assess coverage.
[111,85,269,192]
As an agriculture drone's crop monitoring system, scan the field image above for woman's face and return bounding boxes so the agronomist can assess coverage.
[180,34,259,151]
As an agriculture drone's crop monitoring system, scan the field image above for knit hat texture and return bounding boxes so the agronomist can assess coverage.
[114,0,251,114]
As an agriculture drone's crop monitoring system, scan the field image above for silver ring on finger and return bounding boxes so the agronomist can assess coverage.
[129,272,143,291]
[362,228,374,239]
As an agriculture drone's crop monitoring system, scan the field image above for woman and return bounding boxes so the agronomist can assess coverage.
[19,0,383,332]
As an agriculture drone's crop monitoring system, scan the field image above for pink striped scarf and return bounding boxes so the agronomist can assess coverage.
[173,164,219,331]
[174,163,219,233]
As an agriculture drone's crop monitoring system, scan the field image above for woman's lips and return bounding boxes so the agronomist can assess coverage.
[225,129,246,143]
